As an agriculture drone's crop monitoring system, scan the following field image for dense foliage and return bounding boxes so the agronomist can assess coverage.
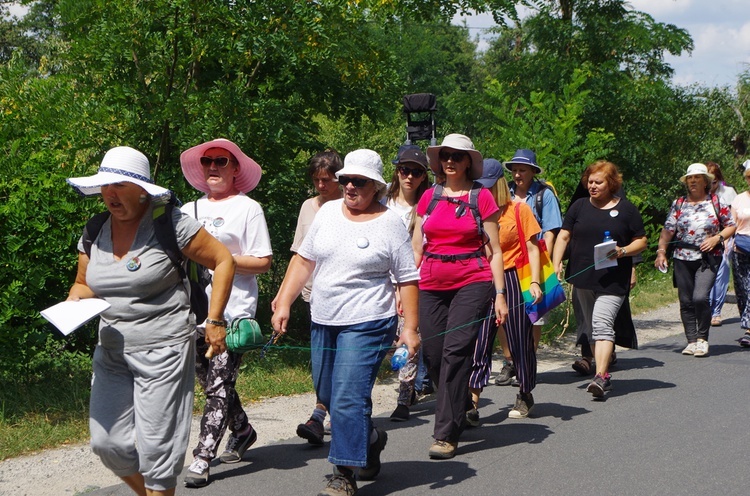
[1,0,748,385]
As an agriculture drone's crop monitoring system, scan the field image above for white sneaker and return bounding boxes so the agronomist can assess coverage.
[184,458,210,488]
[682,342,697,355]
[694,340,709,357]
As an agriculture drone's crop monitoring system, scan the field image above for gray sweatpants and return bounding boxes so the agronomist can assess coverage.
[89,339,195,491]
[574,288,626,343]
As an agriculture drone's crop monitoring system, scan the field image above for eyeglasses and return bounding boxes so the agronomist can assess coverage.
[199,156,232,168]
[397,166,426,178]
[338,176,372,188]
[438,150,468,163]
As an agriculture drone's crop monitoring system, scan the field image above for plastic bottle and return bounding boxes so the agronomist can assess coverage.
[603,231,613,243]
[391,345,409,371]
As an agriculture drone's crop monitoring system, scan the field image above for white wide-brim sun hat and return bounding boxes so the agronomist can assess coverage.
[426,134,484,179]
[180,138,263,194]
[679,162,714,184]
[66,146,171,198]
[335,149,387,186]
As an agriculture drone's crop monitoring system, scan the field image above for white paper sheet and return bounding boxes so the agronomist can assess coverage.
[594,240,618,270]
[41,299,110,336]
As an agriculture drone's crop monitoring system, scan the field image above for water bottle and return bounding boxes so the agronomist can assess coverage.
[603,231,613,243]
[391,345,409,371]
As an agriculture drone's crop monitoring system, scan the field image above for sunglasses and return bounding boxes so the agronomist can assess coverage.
[199,156,232,168]
[438,150,468,162]
[397,166,426,178]
[338,176,372,188]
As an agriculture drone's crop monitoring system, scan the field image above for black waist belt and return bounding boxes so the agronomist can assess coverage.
[424,250,483,262]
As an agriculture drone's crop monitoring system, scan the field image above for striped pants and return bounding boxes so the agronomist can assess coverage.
[732,250,750,330]
[470,268,536,394]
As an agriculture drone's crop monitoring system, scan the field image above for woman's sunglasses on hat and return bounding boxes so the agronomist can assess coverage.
[397,166,425,178]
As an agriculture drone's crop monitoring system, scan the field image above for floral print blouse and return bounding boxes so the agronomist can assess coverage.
[663,196,734,261]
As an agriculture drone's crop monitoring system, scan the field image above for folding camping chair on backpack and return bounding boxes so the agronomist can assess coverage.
[402,93,437,146]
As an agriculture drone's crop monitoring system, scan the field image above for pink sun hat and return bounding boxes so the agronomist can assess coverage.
[180,138,262,193]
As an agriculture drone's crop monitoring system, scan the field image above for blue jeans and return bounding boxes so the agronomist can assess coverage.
[311,316,397,467]
[710,248,731,317]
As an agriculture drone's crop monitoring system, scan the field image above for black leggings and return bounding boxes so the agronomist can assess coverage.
[673,258,717,342]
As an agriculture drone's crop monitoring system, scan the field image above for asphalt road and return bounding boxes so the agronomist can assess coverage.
[89,317,750,496]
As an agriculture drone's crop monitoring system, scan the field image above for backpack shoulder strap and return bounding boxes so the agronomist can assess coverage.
[425,184,444,216]
[469,181,484,237]
[82,212,111,258]
[710,193,723,229]
[152,202,186,278]
[534,181,548,225]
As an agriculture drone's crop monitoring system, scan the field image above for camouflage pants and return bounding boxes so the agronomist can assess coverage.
[193,329,249,461]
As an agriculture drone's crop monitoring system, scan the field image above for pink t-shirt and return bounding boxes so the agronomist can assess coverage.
[416,186,500,290]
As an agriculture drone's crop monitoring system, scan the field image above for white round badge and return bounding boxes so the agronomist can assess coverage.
[610,210,619,218]
[213,217,225,227]
[356,237,369,249]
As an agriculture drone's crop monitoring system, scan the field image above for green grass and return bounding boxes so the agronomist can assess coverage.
[1,266,680,460]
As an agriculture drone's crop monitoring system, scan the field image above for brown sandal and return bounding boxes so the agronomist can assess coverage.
[572,357,593,376]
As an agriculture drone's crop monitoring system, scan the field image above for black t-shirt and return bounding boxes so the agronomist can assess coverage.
[563,197,646,295]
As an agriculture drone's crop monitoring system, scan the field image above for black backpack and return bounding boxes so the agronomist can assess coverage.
[422,181,488,262]
[81,196,212,324]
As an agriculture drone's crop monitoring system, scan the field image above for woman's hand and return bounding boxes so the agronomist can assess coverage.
[271,305,290,336]
[495,294,509,325]
[529,283,543,304]
[204,322,227,358]
[699,234,722,253]
[654,252,668,272]
[554,261,565,283]
[396,326,420,358]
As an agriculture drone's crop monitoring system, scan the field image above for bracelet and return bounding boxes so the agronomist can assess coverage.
[206,318,227,327]
[530,281,541,287]
[656,248,666,254]
[620,248,627,256]
[718,234,725,243]
[496,288,507,296]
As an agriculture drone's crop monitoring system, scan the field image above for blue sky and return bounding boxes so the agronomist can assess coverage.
[457,0,750,89]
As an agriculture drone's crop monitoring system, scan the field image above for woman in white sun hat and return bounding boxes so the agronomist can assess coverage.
[179,138,273,488]
[66,146,235,496]
[415,134,508,460]
[272,149,419,496]
[655,162,735,357]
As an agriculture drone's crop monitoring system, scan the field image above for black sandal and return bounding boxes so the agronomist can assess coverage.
[572,357,593,376]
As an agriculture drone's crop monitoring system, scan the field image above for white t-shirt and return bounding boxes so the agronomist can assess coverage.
[182,194,273,320]
[298,199,419,326]
[384,197,414,229]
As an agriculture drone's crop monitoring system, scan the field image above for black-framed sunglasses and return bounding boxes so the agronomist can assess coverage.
[338,175,372,188]
[199,156,232,168]
[438,150,468,162]
[397,166,426,178]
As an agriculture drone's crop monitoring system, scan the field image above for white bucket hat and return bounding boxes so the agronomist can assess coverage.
[679,163,714,184]
[66,146,170,198]
[426,134,484,179]
[336,149,386,186]
[180,138,262,194]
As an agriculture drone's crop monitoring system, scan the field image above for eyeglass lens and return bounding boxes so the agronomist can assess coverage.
[338,176,370,187]
[199,156,231,168]
[438,150,467,162]
[397,167,425,178]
